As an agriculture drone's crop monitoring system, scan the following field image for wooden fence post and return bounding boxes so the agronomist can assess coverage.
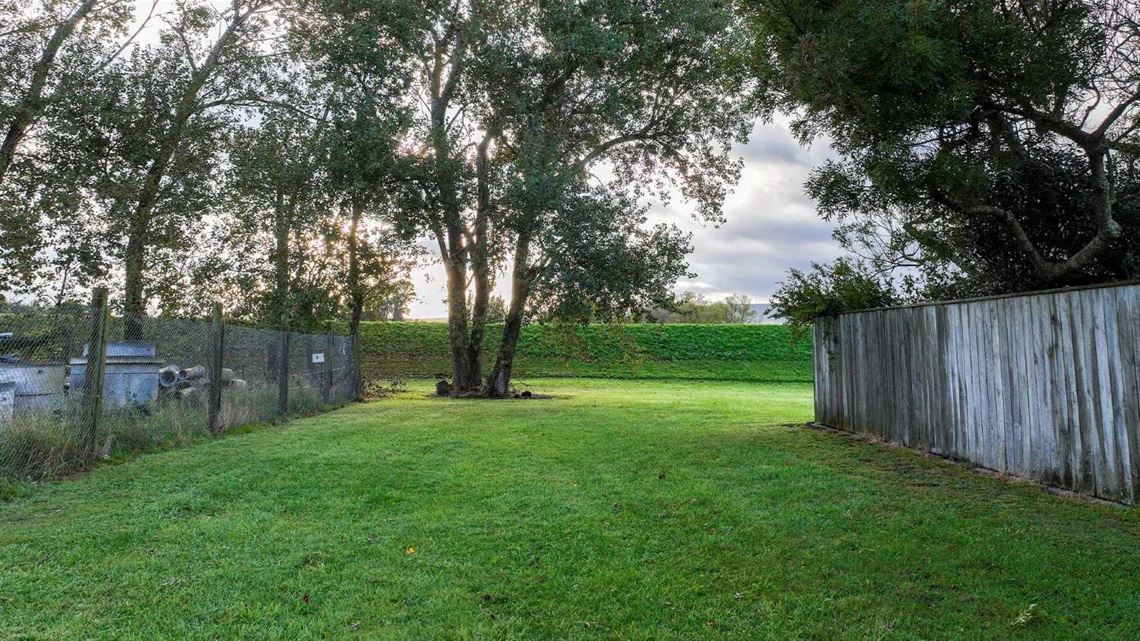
[277,313,290,417]
[207,302,224,434]
[81,287,110,462]
[322,322,333,405]
[351,329,362,402]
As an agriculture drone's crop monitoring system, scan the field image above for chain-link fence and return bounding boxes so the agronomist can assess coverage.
[0,292,359,481]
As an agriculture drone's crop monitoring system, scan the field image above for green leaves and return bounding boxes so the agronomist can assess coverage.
[528,185,694,322]
[749,0,1140,298]
[768,258,898,334]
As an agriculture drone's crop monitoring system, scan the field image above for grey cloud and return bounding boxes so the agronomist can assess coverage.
[739,125,808,166]
[668,120,844,302]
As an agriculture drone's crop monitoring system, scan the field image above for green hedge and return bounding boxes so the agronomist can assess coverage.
[358,322,813,382]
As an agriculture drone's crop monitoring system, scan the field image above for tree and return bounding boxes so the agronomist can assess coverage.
[220,50,418,335]
[0,0,150,295]
[69,0,278,338]
[723,294,756,323]
[748,0,1140,293]
[227,107,328,329]
[366,283,415,321]
[294,0,494,392]
[767,258,898,336]
[645,292,759,324]
[320,0,759,395]
[472,0,761,395]
[288,0,420,339]
[0,0,140,185]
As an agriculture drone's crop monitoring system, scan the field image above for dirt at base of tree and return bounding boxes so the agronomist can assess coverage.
[431,381,553,400]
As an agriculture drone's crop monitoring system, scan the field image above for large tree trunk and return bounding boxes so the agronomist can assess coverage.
[0,0,98,185]
[272,190,291,331]
[463,133,495,387]
[122,220,147,341]
[119,6,255,340]
[121,137,180,340]
[486,232,532,397]
[434,151,474,392]
[347,198,365,400]
[441,238,472,393]
[424,32,481,395]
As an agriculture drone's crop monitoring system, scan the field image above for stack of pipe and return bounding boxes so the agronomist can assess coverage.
[158,364,248,398]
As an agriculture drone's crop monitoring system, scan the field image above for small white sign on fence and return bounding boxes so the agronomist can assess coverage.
[311,352,325,364]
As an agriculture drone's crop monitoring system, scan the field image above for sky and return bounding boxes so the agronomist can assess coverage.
[405,118,845,319]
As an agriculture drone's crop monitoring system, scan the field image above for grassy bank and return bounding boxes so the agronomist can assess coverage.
[2,380,1139,639]
[358,322,812,382]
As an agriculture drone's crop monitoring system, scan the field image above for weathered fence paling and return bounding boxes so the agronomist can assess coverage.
[814,281,1140,503]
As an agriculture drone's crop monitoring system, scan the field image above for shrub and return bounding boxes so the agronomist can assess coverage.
[768,258,899,337]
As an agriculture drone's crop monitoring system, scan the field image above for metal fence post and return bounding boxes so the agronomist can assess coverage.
[322,323,333,404]
[207,302,224,434]
[277,313,290,417]
[81,287,110,462]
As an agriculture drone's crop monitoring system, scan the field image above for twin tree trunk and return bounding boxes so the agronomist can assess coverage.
[435,132,533,397]
[435,131,496,394]
[440,231,530,398]
[438,235,491,393]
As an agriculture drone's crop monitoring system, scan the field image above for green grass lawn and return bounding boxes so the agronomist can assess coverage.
[2,380,1139,640]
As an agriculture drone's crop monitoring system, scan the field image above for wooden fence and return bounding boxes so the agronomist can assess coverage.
[813,281,1140,503]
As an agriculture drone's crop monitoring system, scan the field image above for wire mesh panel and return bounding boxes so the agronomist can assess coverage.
[221,324,284,428]
[0,304,358,481]
[0,307,94,479]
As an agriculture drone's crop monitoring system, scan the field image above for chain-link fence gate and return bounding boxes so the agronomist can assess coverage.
[0,289,360,481]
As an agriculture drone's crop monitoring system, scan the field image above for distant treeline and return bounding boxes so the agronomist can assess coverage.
[359,322,813,383]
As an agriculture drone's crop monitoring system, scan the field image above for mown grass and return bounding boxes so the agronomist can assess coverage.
[1,380,1139,640]
[357,322,813,382]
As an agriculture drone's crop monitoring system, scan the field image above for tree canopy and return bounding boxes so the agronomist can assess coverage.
[750,0,1140,322]
[0,0,761,396]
